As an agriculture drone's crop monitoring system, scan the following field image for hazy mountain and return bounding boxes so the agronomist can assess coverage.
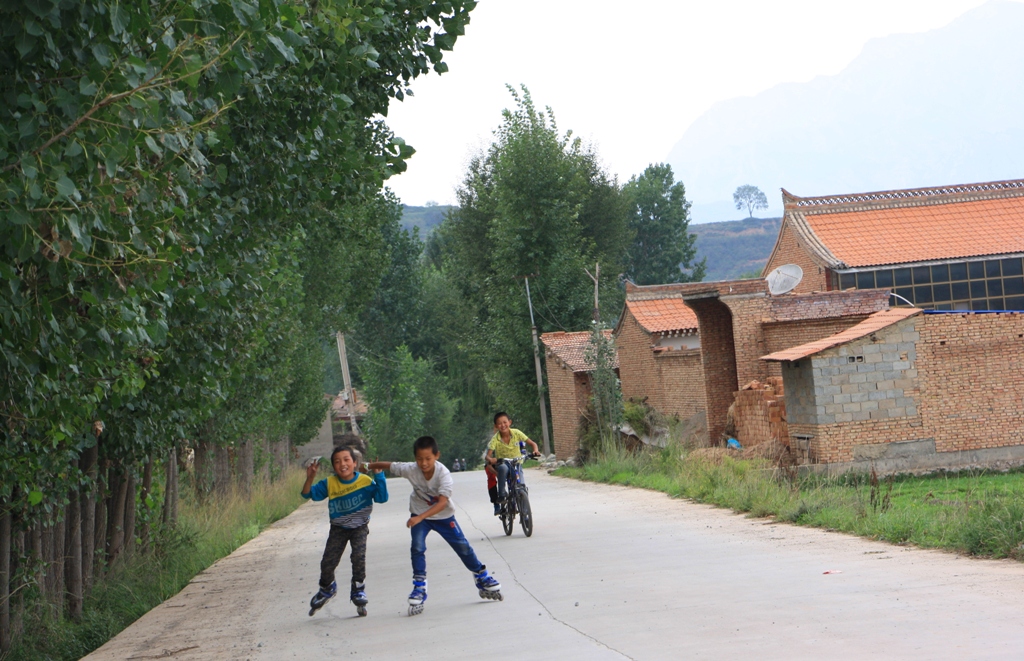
[690,216,781,282]
[401,204,452,234]
[670,1,1024,223]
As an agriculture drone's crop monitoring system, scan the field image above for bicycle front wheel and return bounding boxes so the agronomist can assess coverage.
[501,496,514,536]
[517,489,533,537]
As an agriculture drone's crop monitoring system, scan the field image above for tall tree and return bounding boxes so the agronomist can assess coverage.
[623,164,706,285]
[733,184,769,218]
[434,86,629,432]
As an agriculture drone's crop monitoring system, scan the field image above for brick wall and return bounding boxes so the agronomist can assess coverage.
[615,308,706,422]
[617,310,662,409]
[546,358,583,460]
[732,377,788,447]
[686,296,738,443]
[721,294,771,387]
[655,349,706,419]
[763,218,830,293]
[918,312,1024,454]
[782,312,1024,464]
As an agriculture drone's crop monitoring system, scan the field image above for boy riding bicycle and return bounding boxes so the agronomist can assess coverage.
[485,412,540,515]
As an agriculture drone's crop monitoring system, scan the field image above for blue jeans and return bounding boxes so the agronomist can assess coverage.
[496,460,524,499]
[410,516,484,578]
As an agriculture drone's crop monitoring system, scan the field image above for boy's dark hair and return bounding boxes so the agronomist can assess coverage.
[493,411,511,425]
[331,432,367,466]
[413,436,439,455]
[331,445,362,465]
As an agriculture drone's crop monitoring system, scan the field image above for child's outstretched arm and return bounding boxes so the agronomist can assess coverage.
[525,437,540,455]
[366,461,391,473]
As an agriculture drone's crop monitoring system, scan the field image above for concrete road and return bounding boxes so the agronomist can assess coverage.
[86,469,1024,660]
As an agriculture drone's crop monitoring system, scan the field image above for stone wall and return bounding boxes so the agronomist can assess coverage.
[654,349,705,420]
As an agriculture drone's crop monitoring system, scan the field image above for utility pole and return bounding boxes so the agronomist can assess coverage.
[522,276,552,456]
[335,331,360,435]
[584,262,600,322]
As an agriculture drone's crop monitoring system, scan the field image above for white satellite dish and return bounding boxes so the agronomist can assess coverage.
[766,264,803,295]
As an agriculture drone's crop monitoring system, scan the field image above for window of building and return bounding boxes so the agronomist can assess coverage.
[835,256,1024,311]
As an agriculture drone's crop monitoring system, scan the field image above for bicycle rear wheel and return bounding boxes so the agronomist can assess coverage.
[517,488,533,537]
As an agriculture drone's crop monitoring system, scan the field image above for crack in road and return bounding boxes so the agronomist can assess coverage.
[458,500,638,661]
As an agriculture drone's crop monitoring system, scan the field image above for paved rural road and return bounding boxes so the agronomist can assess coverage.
[85,470,1024,660]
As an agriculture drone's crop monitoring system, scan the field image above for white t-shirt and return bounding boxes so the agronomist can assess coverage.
[389,461,456,520]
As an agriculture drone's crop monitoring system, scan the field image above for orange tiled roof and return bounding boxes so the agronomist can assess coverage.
[782,179,1024,268]
[761,308,921,362]
[541,330,617,372]
[625,298,699,334]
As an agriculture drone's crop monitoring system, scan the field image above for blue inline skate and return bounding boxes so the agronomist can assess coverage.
[408,577,427,616]
[350,582,368,617]
[474,568,502,601]
[308,581,336,616]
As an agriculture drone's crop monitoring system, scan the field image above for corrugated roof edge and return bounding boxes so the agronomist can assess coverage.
[760,308,921,362]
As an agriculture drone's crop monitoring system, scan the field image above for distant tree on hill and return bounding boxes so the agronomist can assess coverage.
[623,163,706,285]
[733,185,769,218]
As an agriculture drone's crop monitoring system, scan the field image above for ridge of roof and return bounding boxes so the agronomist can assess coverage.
[782,177,1024,214]
[761,308,921,362]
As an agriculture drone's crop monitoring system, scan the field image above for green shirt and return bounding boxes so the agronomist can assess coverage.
[489,428,529,460]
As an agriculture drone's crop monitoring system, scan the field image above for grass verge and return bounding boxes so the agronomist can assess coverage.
[554,445,1024,560]
[6,468,307,661]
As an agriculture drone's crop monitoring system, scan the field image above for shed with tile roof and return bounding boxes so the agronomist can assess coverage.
[540,330,618,460]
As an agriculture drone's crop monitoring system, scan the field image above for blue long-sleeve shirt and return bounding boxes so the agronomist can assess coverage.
[302,471,388,528]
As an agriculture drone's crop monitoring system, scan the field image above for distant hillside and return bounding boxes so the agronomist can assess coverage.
[690,216,781,282]
[670,1,1024,223]
[401,204,452,234]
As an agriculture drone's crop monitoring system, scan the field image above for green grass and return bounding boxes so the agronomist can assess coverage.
[555,446,1024,561]
[6,469,307,661]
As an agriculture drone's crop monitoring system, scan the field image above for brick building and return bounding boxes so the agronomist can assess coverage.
[764,178,1024,310]
[763,309,1024,472]
[615,286,704,425]
[541,330,618,460]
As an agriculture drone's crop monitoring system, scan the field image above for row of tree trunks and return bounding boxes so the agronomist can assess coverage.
[81,443,98,594]
[236,439,255,496]
[1,507,11,653]
[163,446,179,527]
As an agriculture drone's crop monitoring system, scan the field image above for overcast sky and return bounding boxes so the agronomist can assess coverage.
[385,0,1008,208]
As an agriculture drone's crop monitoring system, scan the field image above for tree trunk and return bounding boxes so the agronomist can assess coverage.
[162,446,178,527]
[123,471,137,558]
[31,525,45,605]
[259,436,271,483]
[237,439,254,497]
[80,443,98,593]
[107,467,129,568]
[193,438,213,499]
[50,512,65,619]
[12,531,23,640]
[1,506,11,654]
[214,444,231,498]
[139,457,153,551]
[93,466,108,577]
[66,492,83,620]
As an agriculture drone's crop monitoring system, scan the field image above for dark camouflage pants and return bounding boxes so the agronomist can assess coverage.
[320,523,368,590]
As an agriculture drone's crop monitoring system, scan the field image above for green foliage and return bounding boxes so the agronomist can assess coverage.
[433,85,627,433]
[7,469,307,661]
[733,184,769,218]
[558,448,1024,561]
[584,326,622,454]
[623,163,705,285]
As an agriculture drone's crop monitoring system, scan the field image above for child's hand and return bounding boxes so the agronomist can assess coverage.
[305,462,318,480]
[406,515,421,528]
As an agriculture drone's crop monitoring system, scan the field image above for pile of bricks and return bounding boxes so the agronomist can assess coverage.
[731,377,789,448]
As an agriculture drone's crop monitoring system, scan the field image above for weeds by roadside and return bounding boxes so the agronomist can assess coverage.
[4,469,306,661]
[555,444,1024,561]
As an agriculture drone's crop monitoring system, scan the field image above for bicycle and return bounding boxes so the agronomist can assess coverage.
[496,453,538,537]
